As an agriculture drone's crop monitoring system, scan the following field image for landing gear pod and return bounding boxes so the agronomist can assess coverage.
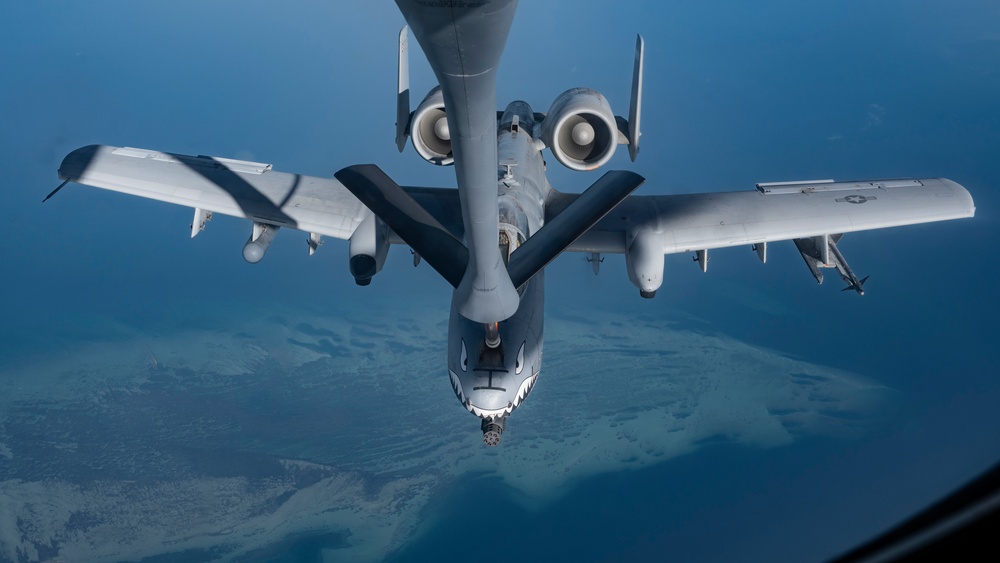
[482,416,506,447]
[243,222,280,263]
[626,229,663,298]
[349,212,389,286]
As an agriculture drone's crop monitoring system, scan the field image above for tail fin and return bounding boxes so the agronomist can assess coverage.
[395,26,410,152]
[626,35,644,161]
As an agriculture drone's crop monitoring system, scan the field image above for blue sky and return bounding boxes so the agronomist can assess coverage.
[3,1,1000,560]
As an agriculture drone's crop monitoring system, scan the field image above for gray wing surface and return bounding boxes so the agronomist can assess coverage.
[54,147,975,270]
[58,145,370,239]
[557,178,975,254]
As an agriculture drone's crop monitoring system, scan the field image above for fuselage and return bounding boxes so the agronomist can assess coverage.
[447,102,550,444]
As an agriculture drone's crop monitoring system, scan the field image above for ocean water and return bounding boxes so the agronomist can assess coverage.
[3,0,999,561]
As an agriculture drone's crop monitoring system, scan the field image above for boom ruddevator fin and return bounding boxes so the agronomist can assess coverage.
[335,164,468,288]
[507,170,645,289]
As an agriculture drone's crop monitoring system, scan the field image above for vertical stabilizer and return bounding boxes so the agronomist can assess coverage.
[395,26,410,152]
[627,35,644,162]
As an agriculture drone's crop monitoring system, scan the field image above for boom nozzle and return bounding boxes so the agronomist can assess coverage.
[485,322,501,349]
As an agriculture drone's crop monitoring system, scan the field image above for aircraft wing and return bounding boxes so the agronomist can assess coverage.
[56,145,370,239]
[559,178,975,255]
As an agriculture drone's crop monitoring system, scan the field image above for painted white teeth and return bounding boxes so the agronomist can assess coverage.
[449,370,539,418]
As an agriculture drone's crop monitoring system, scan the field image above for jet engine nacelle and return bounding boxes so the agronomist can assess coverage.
[626,229,663,298]
[410,87,454,166]
[541,88,619,171]
[243,222,280,264]
[349,212,389,286]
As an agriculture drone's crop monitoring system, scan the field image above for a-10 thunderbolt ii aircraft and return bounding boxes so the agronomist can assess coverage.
[51,1,975,446]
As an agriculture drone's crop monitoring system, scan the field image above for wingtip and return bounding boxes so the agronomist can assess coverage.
[42,180,69,203]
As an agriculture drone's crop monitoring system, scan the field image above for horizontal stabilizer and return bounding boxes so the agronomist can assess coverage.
[334,164,468,288]
[508,170,645,288]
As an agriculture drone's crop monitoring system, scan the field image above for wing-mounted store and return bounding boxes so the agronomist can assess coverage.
[793,233,869,295]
